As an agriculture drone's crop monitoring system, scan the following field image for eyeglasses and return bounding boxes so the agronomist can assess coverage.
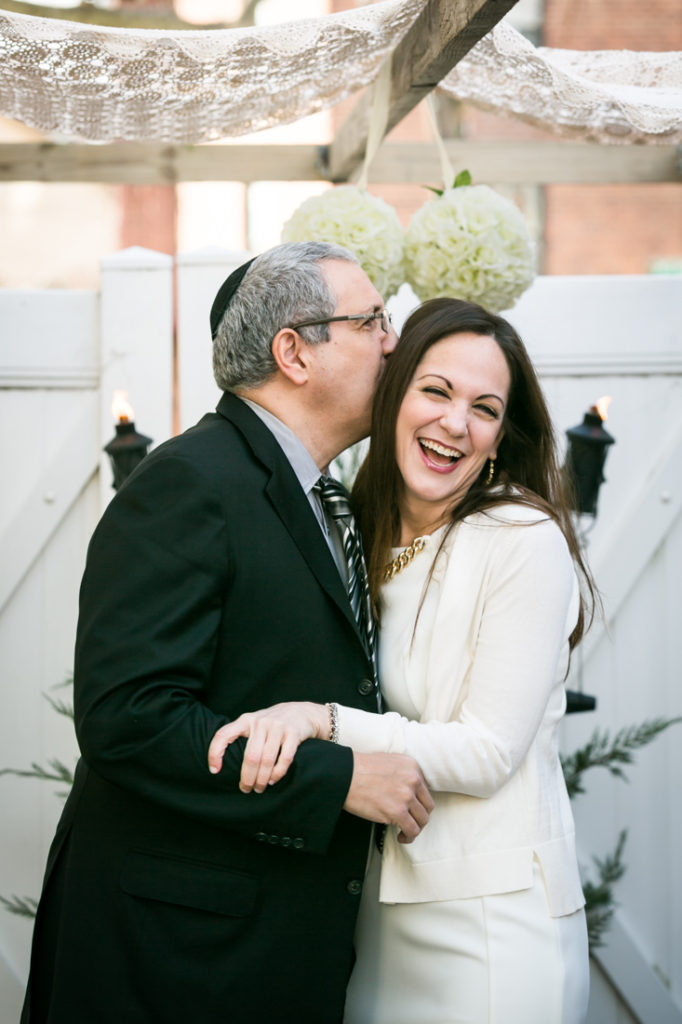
[288,309,393,335]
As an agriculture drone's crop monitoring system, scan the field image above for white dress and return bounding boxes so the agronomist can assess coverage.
[342,520,590,1024]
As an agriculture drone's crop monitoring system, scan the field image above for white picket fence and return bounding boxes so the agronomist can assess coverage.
[0,248,680,1023]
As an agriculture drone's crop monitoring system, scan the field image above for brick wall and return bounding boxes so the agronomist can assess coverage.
[119,185,177,256]
[544,0,682,50]
[543,0,681,274]
[545,184,682,273]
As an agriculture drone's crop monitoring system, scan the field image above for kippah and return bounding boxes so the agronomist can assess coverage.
[210,256,257,339]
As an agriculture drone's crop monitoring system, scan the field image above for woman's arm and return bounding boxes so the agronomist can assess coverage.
[337,517,579,795]
[210,518,578,796]
[207,706,434,844]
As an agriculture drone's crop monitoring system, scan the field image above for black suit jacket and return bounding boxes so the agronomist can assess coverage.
[22,393,379,1024]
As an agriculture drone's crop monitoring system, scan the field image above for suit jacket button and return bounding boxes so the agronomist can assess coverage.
[293,838,305,850]
[280,836,292,847]
[268,834,279,844]
[255,832,267,843]
[357,678,374,696]
[347,879,362,896]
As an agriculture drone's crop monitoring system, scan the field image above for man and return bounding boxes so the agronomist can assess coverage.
[21,242,433,1023]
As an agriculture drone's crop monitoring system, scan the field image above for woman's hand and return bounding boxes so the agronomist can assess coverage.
[207,702,330,793]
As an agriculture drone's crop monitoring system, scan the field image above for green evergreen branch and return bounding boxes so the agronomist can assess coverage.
[0,757,75,793]
[583,830,628,949]
[0,894,40,919]
[561,717,682,798]
[45,677,74,720]
[43,692,74,719]
[1,681,77,920]
[0,680,76,795]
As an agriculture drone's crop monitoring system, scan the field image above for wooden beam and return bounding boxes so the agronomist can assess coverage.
[0,0,255,29]
[593,911,682,1024]
[0,141,679,185]
[321,0,521,182]
[368,141,682,186]
[0,143,320,185]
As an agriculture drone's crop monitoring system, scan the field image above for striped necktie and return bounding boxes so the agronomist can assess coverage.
[315,475,378,686]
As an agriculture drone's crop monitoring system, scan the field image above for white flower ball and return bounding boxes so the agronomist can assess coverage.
[404,185,535,312]
[282,185,405,300]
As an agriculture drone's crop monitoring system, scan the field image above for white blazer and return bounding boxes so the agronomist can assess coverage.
[337,504,585,918]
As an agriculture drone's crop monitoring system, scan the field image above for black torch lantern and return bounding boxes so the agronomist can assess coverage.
[104,391,152,490]
[563,397,615,715]
[563,398,616,517]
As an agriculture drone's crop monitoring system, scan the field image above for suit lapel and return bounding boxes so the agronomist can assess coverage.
[216,393,364,646]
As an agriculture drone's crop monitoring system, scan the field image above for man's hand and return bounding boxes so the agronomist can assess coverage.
[344,752,434,844]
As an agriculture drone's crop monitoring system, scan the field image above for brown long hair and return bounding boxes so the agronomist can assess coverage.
[352,298,597,648]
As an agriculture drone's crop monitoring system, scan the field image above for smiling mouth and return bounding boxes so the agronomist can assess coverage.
[419,438,464,468]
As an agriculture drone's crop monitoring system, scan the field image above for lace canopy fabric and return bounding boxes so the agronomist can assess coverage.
[0,1,679,145]
[440,21,682,144]
[0,1,425,142]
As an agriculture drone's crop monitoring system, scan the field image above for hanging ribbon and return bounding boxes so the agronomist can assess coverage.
[426,92,456,191]
[357,55,393,191]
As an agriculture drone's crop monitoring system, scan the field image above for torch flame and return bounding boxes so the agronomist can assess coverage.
[593,396,612,422]
[112,389,135,423]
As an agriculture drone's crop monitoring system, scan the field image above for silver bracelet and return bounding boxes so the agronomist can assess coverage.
[326,702,340,744]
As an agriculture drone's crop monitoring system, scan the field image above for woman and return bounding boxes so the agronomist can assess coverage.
[209,298,596,1023]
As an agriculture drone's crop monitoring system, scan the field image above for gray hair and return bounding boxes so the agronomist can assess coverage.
[212,240,360,392]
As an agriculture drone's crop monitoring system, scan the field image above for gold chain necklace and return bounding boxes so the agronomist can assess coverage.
[383,536,428,582]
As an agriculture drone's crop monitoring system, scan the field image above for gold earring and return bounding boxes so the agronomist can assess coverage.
[486,459,495,485]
